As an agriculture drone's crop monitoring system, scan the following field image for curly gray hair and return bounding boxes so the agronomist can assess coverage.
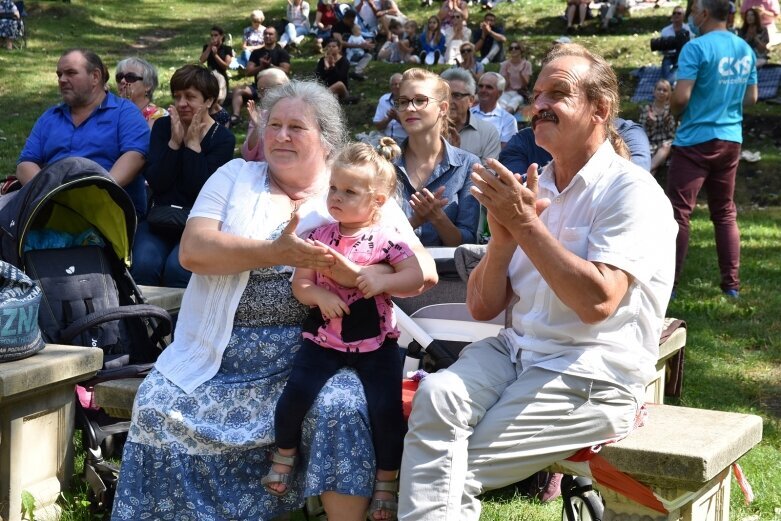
[261,80,348,158]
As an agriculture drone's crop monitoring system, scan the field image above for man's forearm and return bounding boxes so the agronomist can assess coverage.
[466,240,514,320]
[15,161,41,185]
[109,151,145,187]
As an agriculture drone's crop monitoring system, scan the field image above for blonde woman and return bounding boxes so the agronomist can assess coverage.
[394,68,480,246]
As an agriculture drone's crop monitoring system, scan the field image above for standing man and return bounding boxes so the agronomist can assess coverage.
[470,72,518,148]
[372,72,408,142]
[398,43,677,521]
[667,0,757,298]
[440,68,501,163]
[230,27,291,126]
[16,48,149,217]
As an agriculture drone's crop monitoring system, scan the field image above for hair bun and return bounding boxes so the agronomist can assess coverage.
[376,137,401,162]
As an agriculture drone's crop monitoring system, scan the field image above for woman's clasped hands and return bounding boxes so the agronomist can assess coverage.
[409,186,448,229]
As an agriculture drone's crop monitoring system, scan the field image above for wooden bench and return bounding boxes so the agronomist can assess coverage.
[0,344,103,521]
[551,404,763,521]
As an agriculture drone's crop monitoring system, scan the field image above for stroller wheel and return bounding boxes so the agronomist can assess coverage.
[561,475,604,521]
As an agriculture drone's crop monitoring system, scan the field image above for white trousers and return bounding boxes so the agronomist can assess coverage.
[398,336,639,521]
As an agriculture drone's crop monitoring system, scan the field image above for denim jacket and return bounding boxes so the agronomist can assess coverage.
[395,138,480,246]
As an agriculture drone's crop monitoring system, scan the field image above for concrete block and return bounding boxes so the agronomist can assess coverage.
[138,285,184,314]
[92,378,142,420]
[0,344,103,521]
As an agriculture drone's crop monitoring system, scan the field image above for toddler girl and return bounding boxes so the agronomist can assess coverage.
[263,138,423,521]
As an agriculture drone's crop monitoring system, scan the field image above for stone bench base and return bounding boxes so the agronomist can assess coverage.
[0,344,103,521]
[550,404,763,521]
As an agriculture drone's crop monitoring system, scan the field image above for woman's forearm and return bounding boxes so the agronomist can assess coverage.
[180,223,279,275]
[429,212,464,246]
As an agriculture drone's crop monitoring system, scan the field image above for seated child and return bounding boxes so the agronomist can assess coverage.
[346,23,369,65]
[263,138,424,521]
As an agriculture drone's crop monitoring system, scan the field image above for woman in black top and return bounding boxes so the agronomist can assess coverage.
[315,40,357,103]
[131,65,235,288]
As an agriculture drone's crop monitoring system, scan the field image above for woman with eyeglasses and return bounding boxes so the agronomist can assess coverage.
[443,12,472,64]
[438,0,469,29]
[131,64,235,288]
[237,10,267,68]
[452,42,484,80]
[394,68,480,246]
[115,57,168,129]
[498,40,532,114]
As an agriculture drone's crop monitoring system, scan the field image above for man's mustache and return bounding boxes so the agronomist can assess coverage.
[531,110,558,128]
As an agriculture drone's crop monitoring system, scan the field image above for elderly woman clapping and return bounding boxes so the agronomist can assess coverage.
[115,57,167,128]
[112,80,436,521]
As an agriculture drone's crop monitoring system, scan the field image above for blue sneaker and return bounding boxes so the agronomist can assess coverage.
[723,289,739,298]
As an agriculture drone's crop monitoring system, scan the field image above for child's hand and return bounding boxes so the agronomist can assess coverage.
[356,272,386,298]
[317,293,350,319]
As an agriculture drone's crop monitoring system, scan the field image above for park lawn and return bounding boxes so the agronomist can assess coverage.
[0,1,779,520]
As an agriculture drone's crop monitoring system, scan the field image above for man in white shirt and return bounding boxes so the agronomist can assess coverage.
[372,73,408,142]
[441,68,500,163]
[469,72,518,148]
[656,5,694,82]
[399,43,677,521]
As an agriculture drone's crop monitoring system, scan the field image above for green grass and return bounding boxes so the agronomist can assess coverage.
[1,1,780,520]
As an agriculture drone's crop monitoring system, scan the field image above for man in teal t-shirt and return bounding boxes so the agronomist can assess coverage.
[667,0,757,299]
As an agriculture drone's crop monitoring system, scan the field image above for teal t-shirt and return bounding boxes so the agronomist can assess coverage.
[673,30,757,147]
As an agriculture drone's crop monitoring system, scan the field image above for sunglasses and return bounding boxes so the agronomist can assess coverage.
[460,48,473,53]
[115,72,143,84]
[509,45,521,50]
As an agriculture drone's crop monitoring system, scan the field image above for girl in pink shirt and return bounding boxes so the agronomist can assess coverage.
[264,138,424,521]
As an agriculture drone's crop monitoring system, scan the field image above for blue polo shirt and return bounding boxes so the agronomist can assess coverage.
[674,30,757,147]
[18,92,151,217]
[395,138,480,246]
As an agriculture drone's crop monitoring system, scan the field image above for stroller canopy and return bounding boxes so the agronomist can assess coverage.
[0,157,136,269]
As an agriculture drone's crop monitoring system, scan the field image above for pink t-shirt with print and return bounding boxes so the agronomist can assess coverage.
[302,221,414,353]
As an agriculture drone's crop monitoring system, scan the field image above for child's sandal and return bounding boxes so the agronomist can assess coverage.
[261,451,297,497]
[369,479,398,520]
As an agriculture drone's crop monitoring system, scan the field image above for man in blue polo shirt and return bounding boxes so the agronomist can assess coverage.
[16,48,150,217]
[667,0,757,299]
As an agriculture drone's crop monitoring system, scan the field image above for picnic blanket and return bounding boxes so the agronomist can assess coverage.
[631,64,781,102]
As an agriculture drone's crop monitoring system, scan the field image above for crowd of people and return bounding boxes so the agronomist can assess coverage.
[3,0,765,519]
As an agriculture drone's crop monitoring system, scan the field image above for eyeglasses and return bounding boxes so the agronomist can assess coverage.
[450,92,471,100]
[115,72,143,84]
[394,95,442,111]
[263,31,276,36]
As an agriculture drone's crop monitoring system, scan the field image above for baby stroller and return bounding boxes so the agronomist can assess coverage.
[0,157,172,509]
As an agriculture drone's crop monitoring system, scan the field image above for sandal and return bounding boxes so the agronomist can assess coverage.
[369,480,398,521]
[261,451,297,497]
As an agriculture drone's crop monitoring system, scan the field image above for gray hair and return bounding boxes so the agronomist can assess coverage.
[440,68,476,96]
[116,57,159,101]
[261,80,347,158]
[697,0,729,20]
[481,71,506,92]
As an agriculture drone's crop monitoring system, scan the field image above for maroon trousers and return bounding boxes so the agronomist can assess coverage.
[666,139,741,293]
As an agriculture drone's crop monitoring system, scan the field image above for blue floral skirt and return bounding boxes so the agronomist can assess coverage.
[111,325,375,521]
